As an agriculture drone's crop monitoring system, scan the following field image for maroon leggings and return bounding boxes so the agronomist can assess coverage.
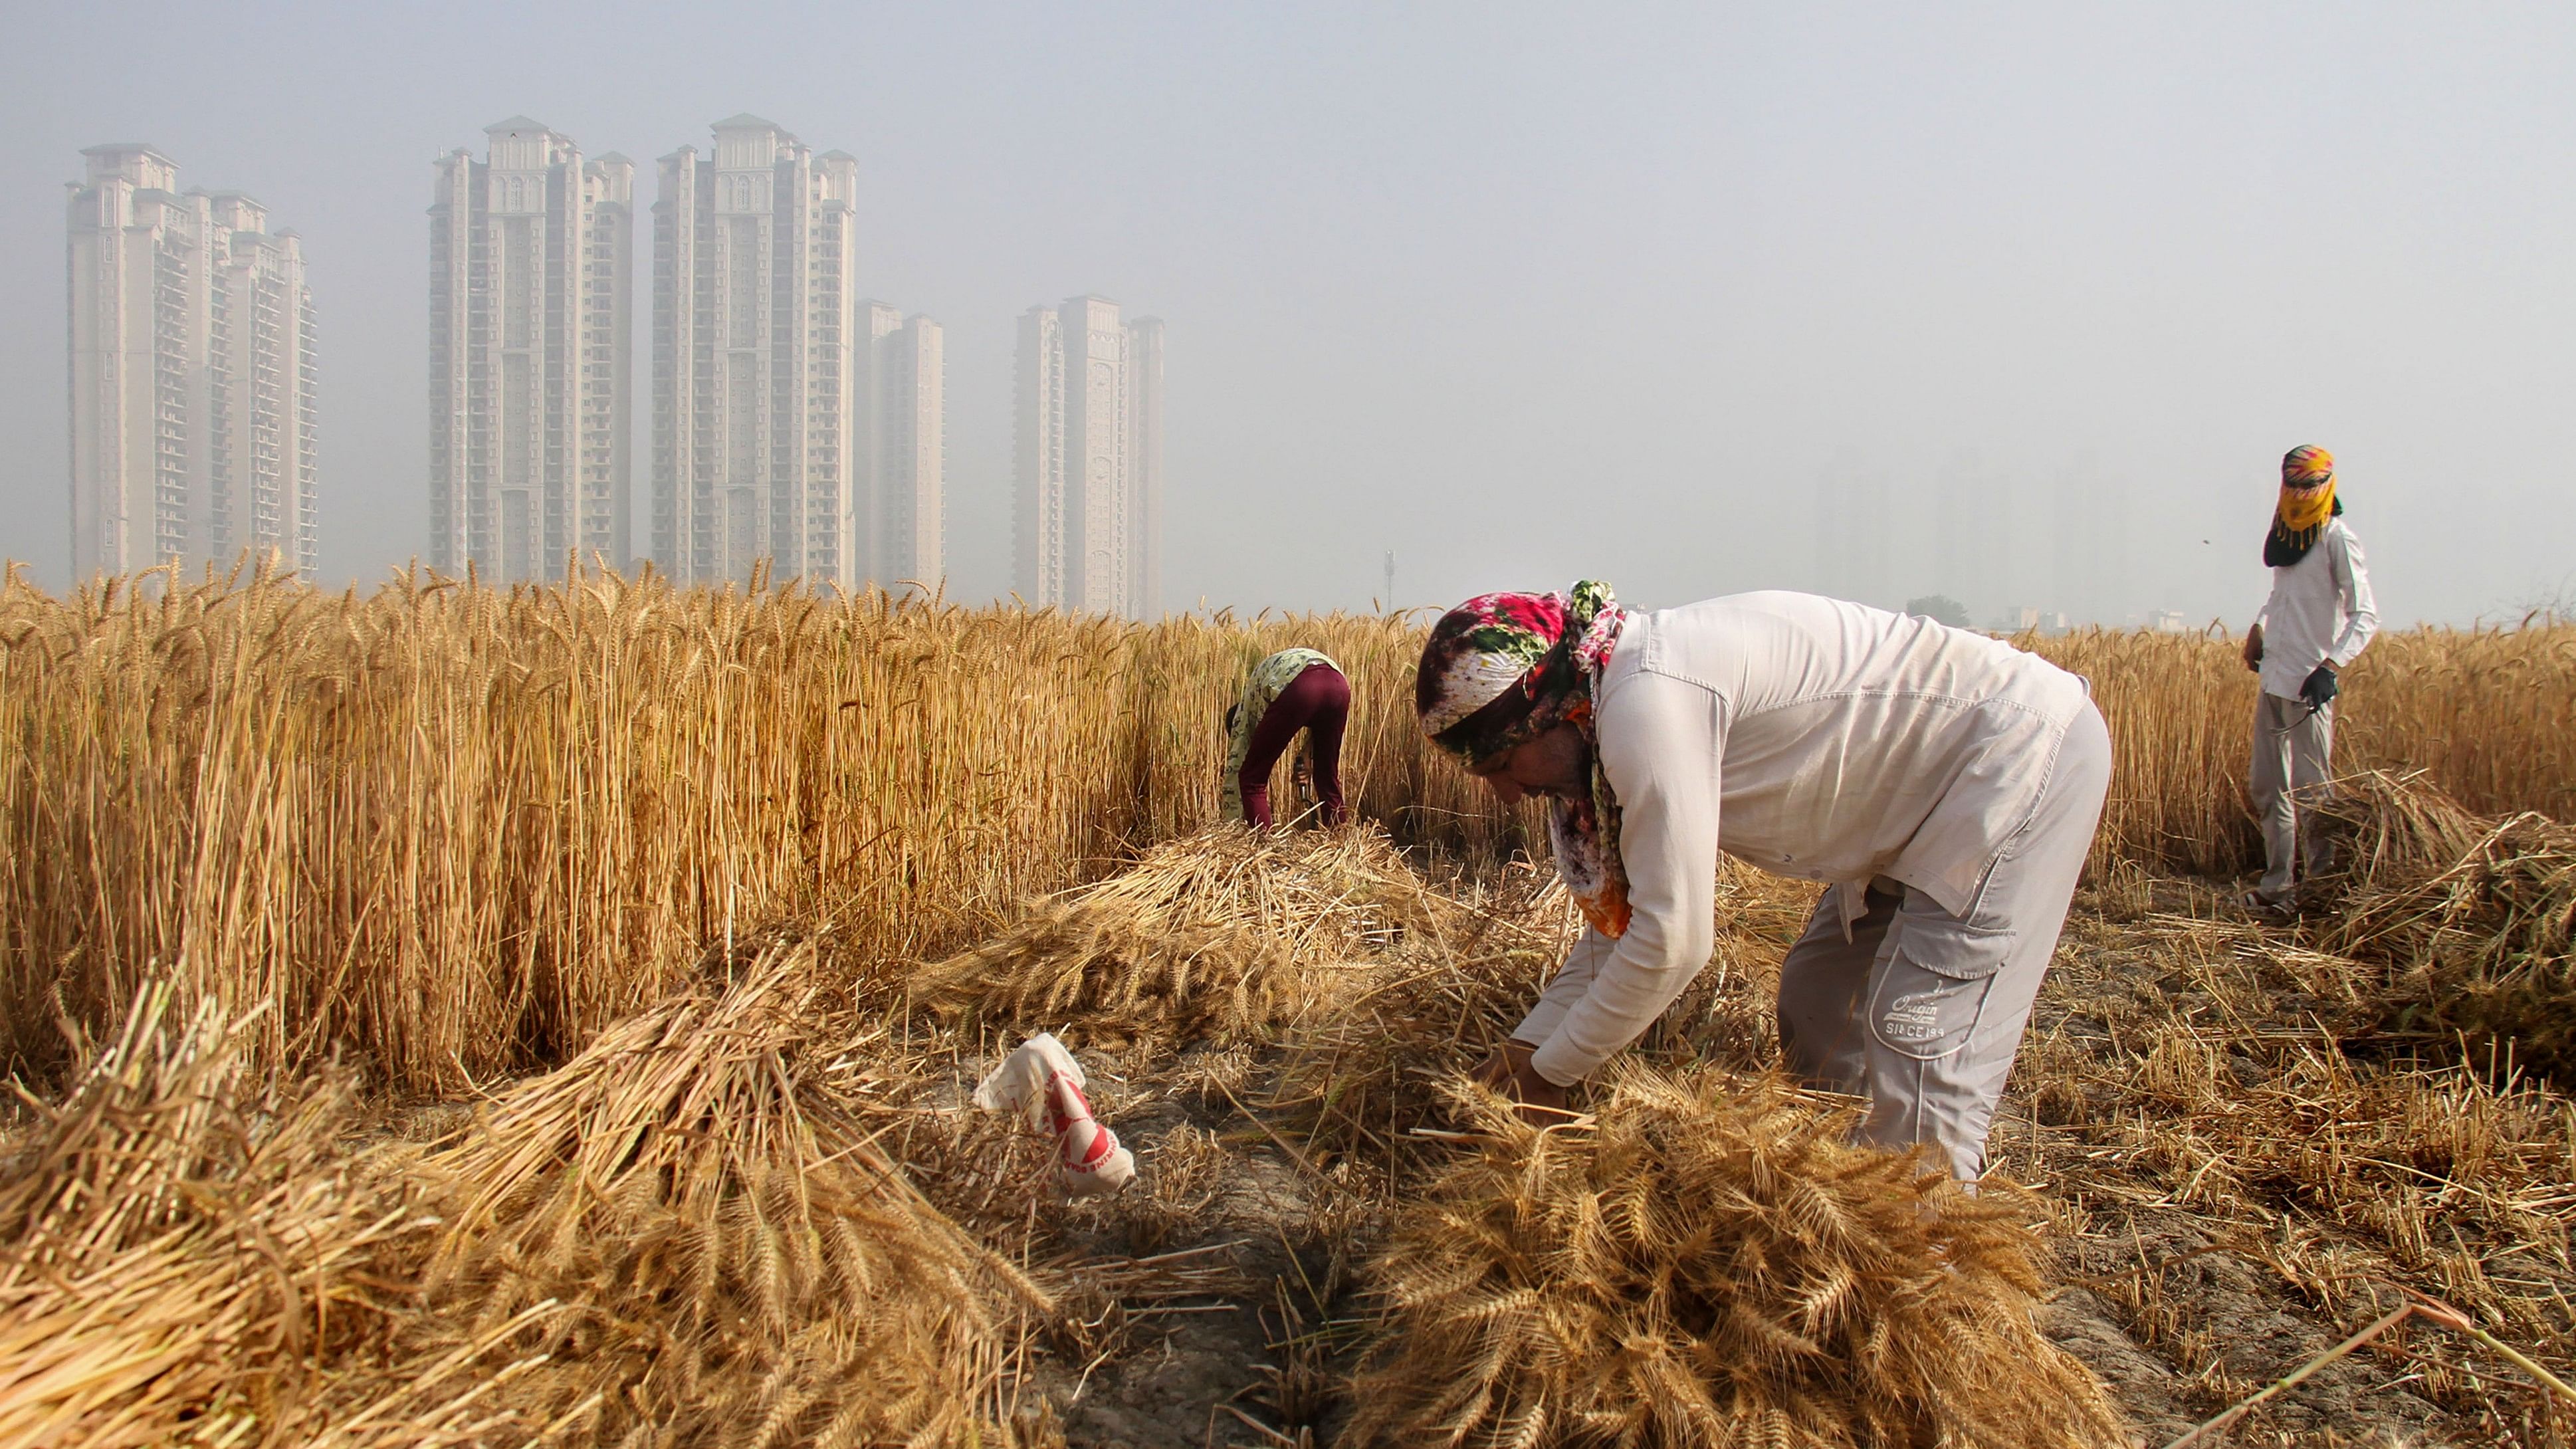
[1240,665,1350,828]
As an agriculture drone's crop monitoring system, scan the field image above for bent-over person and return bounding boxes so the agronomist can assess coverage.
[1222,648,1350,829]
[1417,583,2108,1182]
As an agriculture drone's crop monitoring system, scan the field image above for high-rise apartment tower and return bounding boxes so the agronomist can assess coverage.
[856,304,944,592]
[68,145,316,580]
[1013,296,1162,617]
[428,118,633,582]
[653,116,862,588]
[1126,315,1164,618]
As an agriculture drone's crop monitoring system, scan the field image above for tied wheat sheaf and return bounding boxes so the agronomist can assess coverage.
[6,568,2576,1444]
[1344,1069,2127,1448]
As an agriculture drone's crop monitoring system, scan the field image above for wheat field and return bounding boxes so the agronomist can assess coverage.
[3,562,2570,1093]
[6,564,2576,1445]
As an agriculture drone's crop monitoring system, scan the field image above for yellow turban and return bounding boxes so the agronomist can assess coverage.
[2266,445,2340,566]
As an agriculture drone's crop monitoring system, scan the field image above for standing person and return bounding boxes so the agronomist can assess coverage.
[2240,445,2378,920]
[1416,583,2109,1183]
[1223,648,1351,829]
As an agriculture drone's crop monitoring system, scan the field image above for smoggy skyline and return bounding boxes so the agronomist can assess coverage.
[3,2,2571,626]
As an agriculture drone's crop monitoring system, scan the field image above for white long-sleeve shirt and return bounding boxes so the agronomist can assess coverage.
[1514,592,2093,1085]
[2254,519,2377,700]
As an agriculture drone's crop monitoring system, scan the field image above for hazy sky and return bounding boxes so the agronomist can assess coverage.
[4,2,2571,625]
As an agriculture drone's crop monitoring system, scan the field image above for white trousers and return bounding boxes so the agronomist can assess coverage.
[2249,691,2335,905]
[1773,702,2111,1182]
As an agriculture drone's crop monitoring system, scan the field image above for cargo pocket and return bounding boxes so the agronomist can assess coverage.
[1868,915,2016,1062]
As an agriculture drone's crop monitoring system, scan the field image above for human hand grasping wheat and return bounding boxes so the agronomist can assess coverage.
[1465,1038,1572,1121]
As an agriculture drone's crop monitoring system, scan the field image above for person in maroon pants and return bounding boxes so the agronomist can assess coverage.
[1222,648,1350,828]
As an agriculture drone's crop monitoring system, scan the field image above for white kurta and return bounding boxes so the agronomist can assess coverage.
[2254,519,2377,701]
[1515,592,2094,1086]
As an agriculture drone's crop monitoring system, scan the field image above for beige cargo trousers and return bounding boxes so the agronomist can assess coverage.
[1772,702,2111,1182]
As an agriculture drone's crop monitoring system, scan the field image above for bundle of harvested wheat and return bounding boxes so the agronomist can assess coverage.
[2313,772,2576,1077]
[1271,865,1811,1164]
[911,824,1453,1046]
[1343,1065,2126,1449]
[0,986,433,1448]
[1264,929,1552,1163]
[407,943,1055,1448]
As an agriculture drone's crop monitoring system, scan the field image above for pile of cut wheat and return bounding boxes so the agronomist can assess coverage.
[911,824,1466,1047]
[1343,1066,2129,1449]
[0,986,431,1447]
[2314,772,2576,1078]
[0,951,1069,1449]
[402,943,1052,1446]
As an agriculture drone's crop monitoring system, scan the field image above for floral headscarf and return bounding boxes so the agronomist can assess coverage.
[2264,444,2344,568]
[1415,580,1633,937]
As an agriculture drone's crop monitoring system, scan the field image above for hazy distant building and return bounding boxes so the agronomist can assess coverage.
[1126,316,1164,618]
[68,145,316,580]
[1810,466,1892,610]
[1014,296,1163,617]
[428,118,633,582]
[2050,457,2118,626]
[856,306,944,590]
[653,116,865,588]
[1932,453,2000,622]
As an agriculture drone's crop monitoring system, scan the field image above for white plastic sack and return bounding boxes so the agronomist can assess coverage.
[972,1032,1136,1197]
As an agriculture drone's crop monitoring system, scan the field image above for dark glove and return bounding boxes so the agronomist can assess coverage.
[2299,663,2338,713]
